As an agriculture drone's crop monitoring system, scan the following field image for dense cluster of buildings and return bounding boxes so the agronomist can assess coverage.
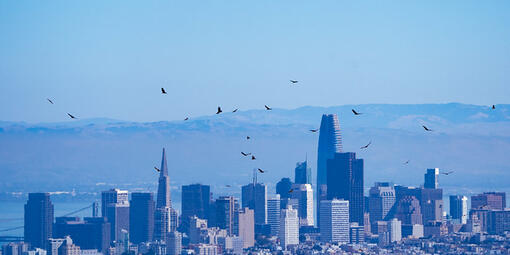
[2,114,509,254]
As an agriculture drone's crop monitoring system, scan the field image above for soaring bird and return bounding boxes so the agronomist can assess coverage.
[246,136,251,140]
[184,117,189,121]
[441,171,454,176]
[225,184,232,188]
[264,105,272,110]
[310,129,319,133]
[403,160,410,165]
[360,141,371,149]
[233,109,238,113]
[67,113,77,119]
[422,125,433,132]
[154,167,161,172]
[290,80,298,84]
[161,88,167,94]
[251,155,256,160]
[352,109,362,115]
[216,106,222,114]
[288,189,294,193]
[241,152,251,156]
[492,105,496,109]
[47,98,54,104]
[257,168,265,173]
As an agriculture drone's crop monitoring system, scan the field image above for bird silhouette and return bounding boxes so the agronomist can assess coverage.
[288,189,294,193]
[403,160,410,165]
[216,107,222,114]
[422,125,433,132]
[441,171,454,176]
[184,117,189,121]
[257,168,265,173]
[360,141,371,149]
[154,167,161,172]
[310,129,319,133]
[233,109,238,113]
[290,80,298,84]
[246,136,251,140]
[251,155,256,160]
[67,113,77,119]
[161,88,167,94]
[264,105,272,110]
[352,109,362,115]
[492,105,496,109]
[47,98,54,104]
[241,152,251,156]
[225,184,232,188]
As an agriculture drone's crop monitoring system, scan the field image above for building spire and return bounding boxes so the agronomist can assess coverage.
[156,148,171,208]
[160,148,168,177]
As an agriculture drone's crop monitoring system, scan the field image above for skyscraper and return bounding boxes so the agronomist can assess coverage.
[130,192,155,244]
[320,199,349,244]
[326,152,364,225]
[290,184,314,227]
[424,168,439,189]
[471,192,506,210]
[449,195,468,224]
[154,148,172,241]
[101,189,129,242]
[241,182,267,225]
[317,114,343,227]
[369,182,396,225]
[394,196,423,225]
[279,205,299,249]
[54,217,110,254]
[267,195,281,237]
[294,160,311,184]
[24,193,54,249]
[181,184,211,233]
[215,196,237,235]
[237,208,255,249]
[276,178,293,201]
[101,189,128,218]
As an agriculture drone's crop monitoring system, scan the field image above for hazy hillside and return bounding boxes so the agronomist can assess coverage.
[1,103,509,198]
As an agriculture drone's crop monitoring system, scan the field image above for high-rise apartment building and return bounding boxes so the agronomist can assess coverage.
[326,152,364,225]
[317,114,343,228]
[241,183,267,225]
[295,160,311,184]
[449,195,468,224]
[267,195,281,237]
[24,193,54,249]
[279,205,299,249]
[320,199,349,244]
[290,184,314,226]
[130,192,155,244]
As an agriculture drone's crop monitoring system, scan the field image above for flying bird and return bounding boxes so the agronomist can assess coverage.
[233,109,238,113]
[352,109,362,115]
[184,117,189,121]
[67,113,77,119]
[216,106,222,114]
[161,88,167,94]
[492,105,496,110]
[257,168,265,173]
[441,171,454,176]
[422,125,433,132]
[154,167,160,172]
[288,189,294,193]
[47,98,54,104]
[246,136,251,140]
[403,160,410,165]
[264,105,272,110]
[290,80,298,84]
[360,141,372,149]
[310,129,319,133]
[225,185,232,188]
[241,152,251,156]
[251,155,256,160]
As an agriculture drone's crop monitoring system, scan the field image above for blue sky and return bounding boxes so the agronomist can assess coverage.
[1,1,509,122]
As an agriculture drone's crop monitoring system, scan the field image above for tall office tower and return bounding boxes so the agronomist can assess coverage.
[267,195,281,237]
[54,217,110,254]
[368,182,396,225]
[276,178,293,201]
[388,218,402,243]
[215,196,237,235]
[394,196,423,225]
[317,114,343,228]
[166,231,182,255]
[471,192,506,210]
[424,168,439,189]
[395,185,443,225]
[279,205,299,249]
[241,182,267,225]
[326,152,364,225]
[24,193,54,249]
[181,184,211,233]
[153,148,172,242]
[295,160,311,184]
[290,184,314,226]
[237,208,255,248]
[130,192,155,244]
[101,189,129,242]
[449,195,468,224]
[320,199,350,244]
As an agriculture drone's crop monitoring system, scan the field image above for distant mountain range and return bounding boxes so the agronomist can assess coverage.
[1,103,509,198]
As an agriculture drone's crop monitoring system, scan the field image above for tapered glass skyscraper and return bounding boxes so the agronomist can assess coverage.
[317,114,343,227]
[154,148,172,241]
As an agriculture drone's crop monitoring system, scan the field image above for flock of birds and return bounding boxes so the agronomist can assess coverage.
[46,80,499,181]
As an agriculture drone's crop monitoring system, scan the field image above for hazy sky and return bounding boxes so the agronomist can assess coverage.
[1,1,509,122]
